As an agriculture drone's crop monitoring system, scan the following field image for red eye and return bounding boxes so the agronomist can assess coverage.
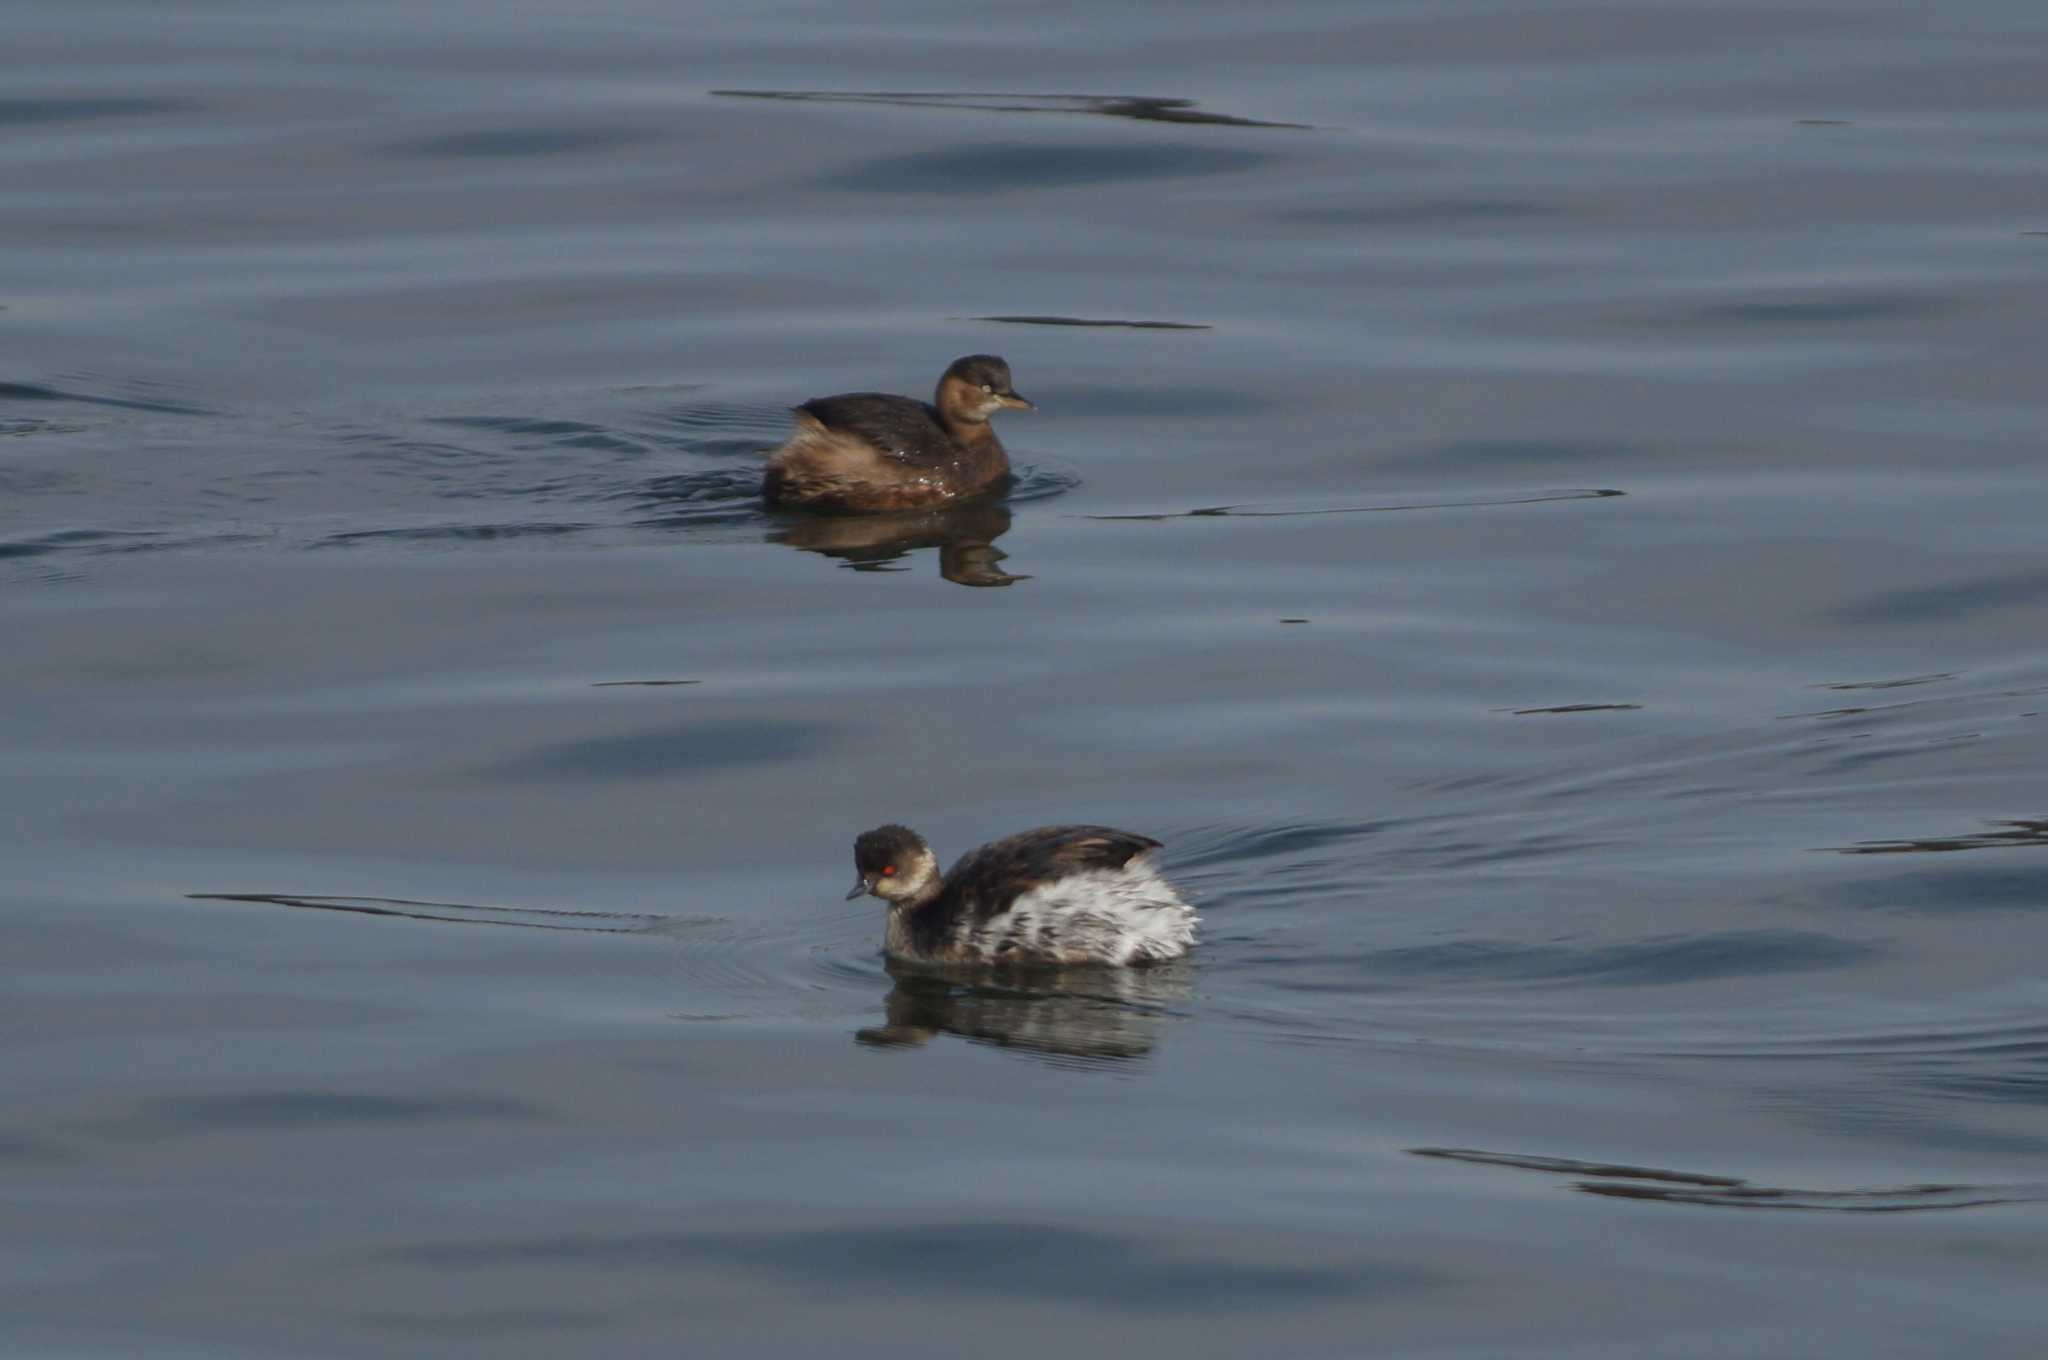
[882,865,896,876]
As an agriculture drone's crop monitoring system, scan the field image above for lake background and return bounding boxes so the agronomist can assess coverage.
[6,1,2047,1355]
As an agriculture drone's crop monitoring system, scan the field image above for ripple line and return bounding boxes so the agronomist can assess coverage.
[188,893,674,934]
[1412,1147,2044,1213]
[1088,488,1624,521]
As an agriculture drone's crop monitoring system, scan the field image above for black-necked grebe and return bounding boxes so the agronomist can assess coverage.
[762,355,1033,513]
[845,824,1197,966]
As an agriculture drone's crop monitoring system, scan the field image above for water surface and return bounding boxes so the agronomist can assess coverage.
[5,1,2047,1355]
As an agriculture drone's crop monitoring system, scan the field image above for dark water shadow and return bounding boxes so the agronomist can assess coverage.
[142,1090,546,1132]
[386,1217,1381,1309]
[317,521,597,548]
[0,528,167,560]
[711,89,1310,130]
[817,141,1271,194]
[773,501,1025,587]
[1384,438,1637,472]
[0,380,213,416]
[2,416,89,438]
[486,718,840,782]
[1830,566,2048,626]
[187,893,671,934]
[0,96,195,126]
[1090,487,1624,521]
[384,126,653,159]
[1826,817,2048,855]
[1778,680,2046,722]
[1684,292,1960,326]
[1411,1147,2047,1213]
[857,959,1192,1066]
[968,314,1211,330]
[1824,863,2048,920]
[357,1306,607,1340]
[1814,672,1957,692]
[0,1135,73,1164]
[1361,930,1879,988]
[1277,198,1555,228]
[1501,703,1644,716]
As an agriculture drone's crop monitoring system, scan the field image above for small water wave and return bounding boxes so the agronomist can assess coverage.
[186,890,879,1024]
[1166,819,1394,911]
[710,90,1309,130]
[1277,198,1554,228]
[641,399,790,438]
[968,315,1210,330]
[1006,463,1082,503]
[1639,1012,2048,1064]
[1410,1147,2045,1213]
[1501,703,1644,716]
[0,95,194,126]
[142,1090,546,1133]
[1814,672,1958,692]
[657,912,877,1020]
[1293,930,1880,991]
[817,140,1273,194]
[1827,817,2048,856]
[1170,818,1391,874]
[628,468,771,530]
[187,893,674,934]
[427,414,652,455]
[385,126,653,159]
[1678,290,1961,328]
[0,528,164,560]
[1,417,88,438]
[1089,487,1624,521]
[1776,681,2047,721]
[0,379,212,416]
[0,527,273,565]
[317,521,598,548]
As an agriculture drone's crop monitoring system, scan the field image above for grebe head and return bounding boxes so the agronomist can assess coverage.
[936,354,1034,425]
[848,824,941,904]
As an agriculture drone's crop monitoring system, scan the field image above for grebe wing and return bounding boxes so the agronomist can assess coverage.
[796,394,952,464]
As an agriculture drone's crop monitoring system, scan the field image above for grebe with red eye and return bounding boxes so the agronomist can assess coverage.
[844,824,1197,967]
[761,355,1034,514]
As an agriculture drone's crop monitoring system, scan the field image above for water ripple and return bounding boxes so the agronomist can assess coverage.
[712,89,1309,130]
[1089,487,1624,520]
[1412,1148,2045,1214]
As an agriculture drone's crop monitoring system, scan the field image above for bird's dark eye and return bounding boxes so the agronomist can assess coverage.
[882,865,896,876]
[980,384,992,394]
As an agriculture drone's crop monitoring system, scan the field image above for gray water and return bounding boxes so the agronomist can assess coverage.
[6,1,2048,1355]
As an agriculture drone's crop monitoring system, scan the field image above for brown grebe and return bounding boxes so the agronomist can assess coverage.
[762,355,1033,513]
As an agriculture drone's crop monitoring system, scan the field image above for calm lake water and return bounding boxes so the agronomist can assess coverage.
[6,1,2047,1355]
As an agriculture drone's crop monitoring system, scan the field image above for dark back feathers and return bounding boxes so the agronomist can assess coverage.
[944,824,1162,917]
[798,394,955,465]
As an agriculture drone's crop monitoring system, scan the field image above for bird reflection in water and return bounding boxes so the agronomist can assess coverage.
[770,501,1025,587]
[857,958,1191,1062]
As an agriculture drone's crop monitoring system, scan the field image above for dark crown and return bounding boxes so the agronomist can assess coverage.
[854,824,928,873]
[943,354,1013,388]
